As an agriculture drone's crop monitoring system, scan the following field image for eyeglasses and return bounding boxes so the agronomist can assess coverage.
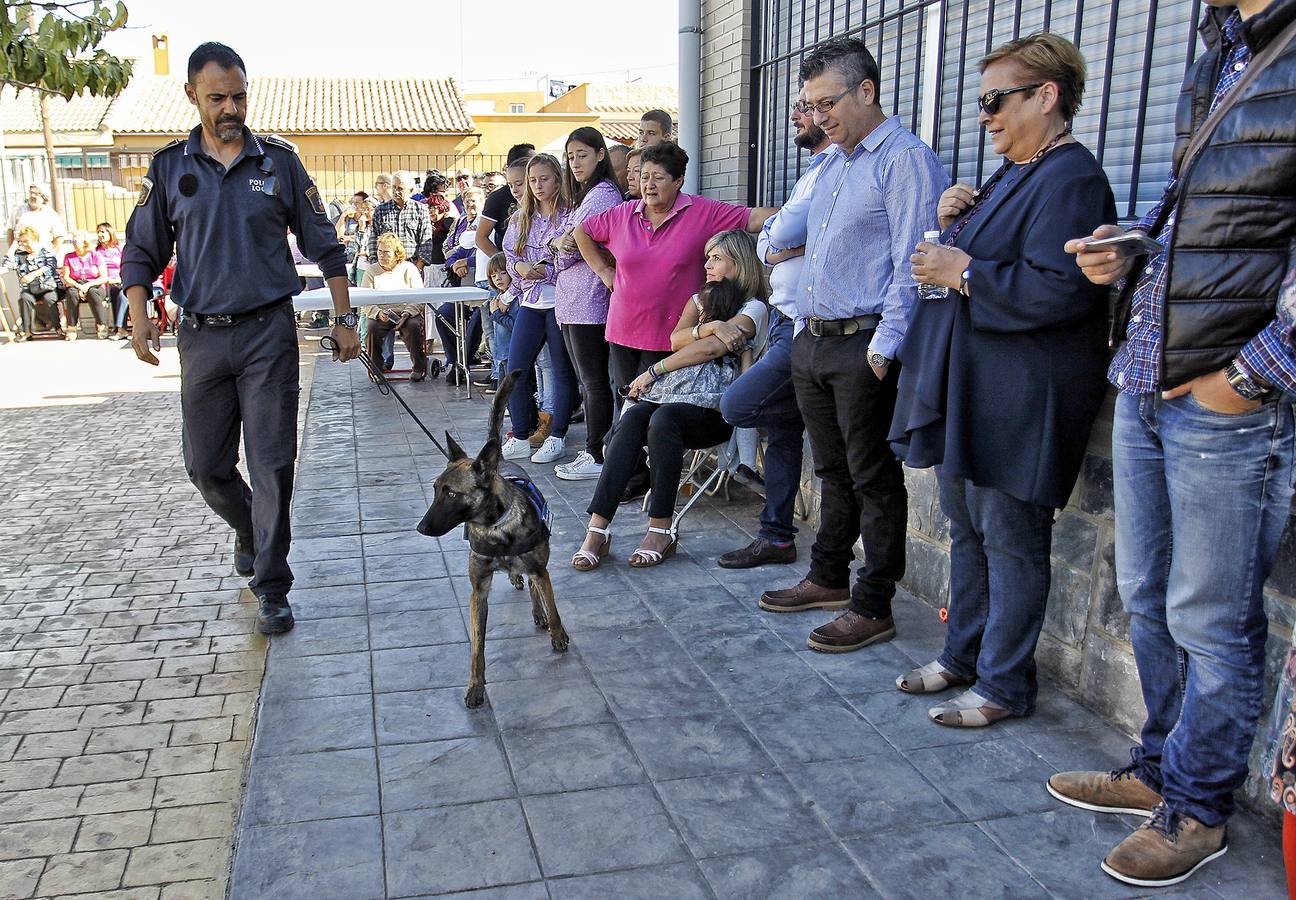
[795,84,861,116]
[976,83,1043,114]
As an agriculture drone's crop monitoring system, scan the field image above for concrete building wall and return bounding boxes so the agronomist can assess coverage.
[699,0,753,203]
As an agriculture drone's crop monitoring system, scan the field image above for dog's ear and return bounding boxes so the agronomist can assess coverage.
[446,431,468,462]
[473,438,501,483]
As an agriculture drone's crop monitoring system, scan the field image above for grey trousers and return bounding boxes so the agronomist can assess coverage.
[177,301,299,598]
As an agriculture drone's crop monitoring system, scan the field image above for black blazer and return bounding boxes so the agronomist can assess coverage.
[890,141,1117,509]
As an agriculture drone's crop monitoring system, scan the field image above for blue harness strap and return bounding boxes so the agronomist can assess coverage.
[504,474,552,529]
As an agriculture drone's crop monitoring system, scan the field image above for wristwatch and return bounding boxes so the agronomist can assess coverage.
[959,268,971,295]
[1224,359,1269,401]
[867,351,889,369]
[331,311,359,329]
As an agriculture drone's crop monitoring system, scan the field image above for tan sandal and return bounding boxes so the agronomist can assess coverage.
[628,526,677,568]
[571,525,611,572]
[896,660,976,694]
[928,690,1014,728]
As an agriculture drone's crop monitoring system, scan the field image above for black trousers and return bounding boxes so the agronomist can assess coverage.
[64,285,112,328]
[367,314,428,374]
[177,301,300,598]
[791,328,907,618]
[18,289,60,333]
[563,323,614,462]
[609,342,670,393]
[589,400,733,520]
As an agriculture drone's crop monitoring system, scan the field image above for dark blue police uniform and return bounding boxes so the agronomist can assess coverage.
[122,125,346,605]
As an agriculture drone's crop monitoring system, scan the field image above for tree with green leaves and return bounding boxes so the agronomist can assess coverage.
[3,0,132,98]
[3,1,133,218]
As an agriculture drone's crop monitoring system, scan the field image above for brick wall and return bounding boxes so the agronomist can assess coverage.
[696,0,1291,821]
[699,0,753,203]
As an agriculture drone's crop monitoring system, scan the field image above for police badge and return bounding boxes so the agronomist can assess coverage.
[305,184,325,216]
[136,176,154,207]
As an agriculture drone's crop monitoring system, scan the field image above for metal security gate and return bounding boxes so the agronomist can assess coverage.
[749,0,1203,218]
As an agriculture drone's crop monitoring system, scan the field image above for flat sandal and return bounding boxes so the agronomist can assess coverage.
[896,660,976,694]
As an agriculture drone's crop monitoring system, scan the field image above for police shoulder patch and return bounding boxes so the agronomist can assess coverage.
[305,183,325,216]
[136,176,154,207]
[265,133,298,153]
[151,137,184,157]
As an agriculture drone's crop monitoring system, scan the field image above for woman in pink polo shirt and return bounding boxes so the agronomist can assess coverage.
[575,142,777,394]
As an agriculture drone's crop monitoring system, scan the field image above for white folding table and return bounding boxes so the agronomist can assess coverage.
[294,285,490,396]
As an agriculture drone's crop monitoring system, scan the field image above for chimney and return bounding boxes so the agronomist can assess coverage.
[152,34,169,76]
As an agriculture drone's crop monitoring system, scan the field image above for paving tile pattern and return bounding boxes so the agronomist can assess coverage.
[229,358,1286,899]
[0,339,306,898]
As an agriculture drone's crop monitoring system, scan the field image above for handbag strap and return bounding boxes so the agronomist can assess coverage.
[1175,15,1296,180]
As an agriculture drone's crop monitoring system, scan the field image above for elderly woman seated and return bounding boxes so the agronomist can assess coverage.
[362,232,429,381]
[573,229,769,570]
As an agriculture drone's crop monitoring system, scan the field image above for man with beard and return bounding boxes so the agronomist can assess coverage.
[121,42,360,636]
[718,91,831,570]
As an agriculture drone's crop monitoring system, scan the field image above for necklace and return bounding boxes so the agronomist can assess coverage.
[944,127,1072,246]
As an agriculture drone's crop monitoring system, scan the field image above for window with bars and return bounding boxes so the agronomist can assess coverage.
[748,0,1203,219]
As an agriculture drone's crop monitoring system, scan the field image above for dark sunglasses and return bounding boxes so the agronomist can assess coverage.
[976,83,1043,115]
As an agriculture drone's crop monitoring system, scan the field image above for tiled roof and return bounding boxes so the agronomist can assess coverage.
[584,82,679,117]
[107,76,476,135]
[599,122,641,144]
[0,85,115,133]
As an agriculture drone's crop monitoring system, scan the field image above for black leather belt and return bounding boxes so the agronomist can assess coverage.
[182,298,290,328]
[806,313,880,337]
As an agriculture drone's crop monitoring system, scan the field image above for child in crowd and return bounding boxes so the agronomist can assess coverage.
[485,252,518,394]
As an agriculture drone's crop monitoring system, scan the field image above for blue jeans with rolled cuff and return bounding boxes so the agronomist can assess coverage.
[936,473,1055,717]
[1115,390,1295,827]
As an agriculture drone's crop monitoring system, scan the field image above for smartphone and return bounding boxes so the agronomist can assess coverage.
[1082,232,1163,257]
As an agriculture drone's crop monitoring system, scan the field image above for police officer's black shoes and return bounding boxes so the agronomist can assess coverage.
[256,595,294,634]
[234,533,255,577]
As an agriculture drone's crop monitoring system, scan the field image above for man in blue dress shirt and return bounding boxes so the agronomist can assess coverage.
[122,42,360,636]
[757,37,948,654]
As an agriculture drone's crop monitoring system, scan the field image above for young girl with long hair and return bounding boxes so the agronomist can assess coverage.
[551,127,625,482]
[500,154,578,465]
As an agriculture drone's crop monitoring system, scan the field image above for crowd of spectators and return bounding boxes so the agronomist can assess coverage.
[5,9,1296,888]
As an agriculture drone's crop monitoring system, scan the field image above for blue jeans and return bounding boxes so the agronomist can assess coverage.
[936,473,1054,717]
[720,313,803,544]
[489,301,517,380]
[507,306,577,440]
[1115,390,1295,827]
[536,342,555,414]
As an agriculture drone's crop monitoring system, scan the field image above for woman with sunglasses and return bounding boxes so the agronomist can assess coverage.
[890,33,1115,728]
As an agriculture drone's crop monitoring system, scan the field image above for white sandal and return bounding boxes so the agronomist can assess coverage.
[571,525,611,571]
[628,525,678,568]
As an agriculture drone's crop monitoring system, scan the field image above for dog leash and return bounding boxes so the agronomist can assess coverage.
[320,335,450,460]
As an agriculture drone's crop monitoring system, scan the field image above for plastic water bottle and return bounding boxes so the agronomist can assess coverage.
[917,230,949,301]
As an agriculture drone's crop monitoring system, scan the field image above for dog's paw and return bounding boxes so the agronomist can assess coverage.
[533,611,549,631]
[551,630,569,653]
[464,683,485,708]
[509,573,525,591]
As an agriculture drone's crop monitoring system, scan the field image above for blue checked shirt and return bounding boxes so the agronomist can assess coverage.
[1110,11,1296,394]
[767,117,949,359]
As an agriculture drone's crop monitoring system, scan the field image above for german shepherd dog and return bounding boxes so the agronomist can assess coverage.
[415,371,569,708]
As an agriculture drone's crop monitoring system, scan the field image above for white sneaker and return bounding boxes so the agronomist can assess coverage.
[530,435,566,464]
[501,436,531,460]
[555,450,603,481]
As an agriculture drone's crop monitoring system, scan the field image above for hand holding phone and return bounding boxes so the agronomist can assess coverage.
[1080,232,1163,258]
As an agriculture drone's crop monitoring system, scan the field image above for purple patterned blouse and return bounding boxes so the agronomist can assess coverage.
[503,206,570,310]
[554,179,624,326]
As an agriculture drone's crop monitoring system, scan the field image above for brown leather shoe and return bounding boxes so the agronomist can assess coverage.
[1101,804,1227,887]
[1047,765,1162,817]
[720,538,796,570]
[759,579,848,613]
[806,610,896,653]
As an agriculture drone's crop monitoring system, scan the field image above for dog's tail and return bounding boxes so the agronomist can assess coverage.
[488,370,523,445]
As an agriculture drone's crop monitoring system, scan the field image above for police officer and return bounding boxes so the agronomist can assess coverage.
[122,42,361,635]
